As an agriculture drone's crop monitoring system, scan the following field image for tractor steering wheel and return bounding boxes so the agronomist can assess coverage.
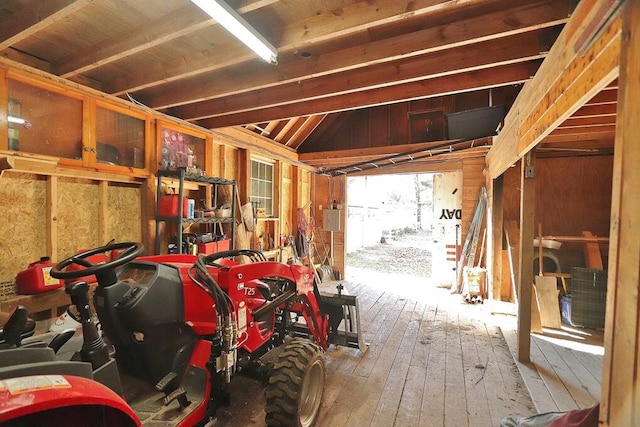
[50,242,144,282]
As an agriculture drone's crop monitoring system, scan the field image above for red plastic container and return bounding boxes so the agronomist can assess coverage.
[16,257,63,295]
[159,195,189,217]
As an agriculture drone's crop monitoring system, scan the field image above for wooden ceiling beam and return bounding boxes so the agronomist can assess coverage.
[175,31,545,121]
[105,0,536,97]
[142,0,569,109]
[196,62,532,128]
[583,88,618,105]
[571,103,617,118]
[487,0,622,179]
[287,115,327,149]
[262,121,281,137]
[542,125,616,144]
[517,16,620,152]
[558,115,616,128]
[299,140,462,163]
[0,0,93,51]
[56,0,275,78]
[274,117,304,143]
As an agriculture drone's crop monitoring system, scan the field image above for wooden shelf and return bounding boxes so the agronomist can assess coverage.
[0,151,146,184]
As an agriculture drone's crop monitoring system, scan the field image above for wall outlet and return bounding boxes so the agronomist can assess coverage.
[525,166,535,179]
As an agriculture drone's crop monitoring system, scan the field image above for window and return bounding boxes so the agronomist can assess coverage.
[250,159,274,217]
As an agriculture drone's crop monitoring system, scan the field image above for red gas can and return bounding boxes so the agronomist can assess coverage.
[15,257,63,295]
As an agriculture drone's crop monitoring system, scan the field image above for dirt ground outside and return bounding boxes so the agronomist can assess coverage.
[344,227,517,327]
[346,228,435,279]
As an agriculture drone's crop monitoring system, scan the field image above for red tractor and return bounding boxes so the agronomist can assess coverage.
[0,242,365,426]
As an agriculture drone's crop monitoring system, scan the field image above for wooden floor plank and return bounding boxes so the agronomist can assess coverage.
[409,302,438,369]
[443,311,470,426]
[553,346,601,402]
[531,336,580,411]
[219,267,608,426]
[395,364,428,427]
[420,305,448,426]
[371,301,422,426]
[532,336,600,408]
[501,327,560,413]
[346,298,414,426]
[467,318,527,425]
[461,319,493,427]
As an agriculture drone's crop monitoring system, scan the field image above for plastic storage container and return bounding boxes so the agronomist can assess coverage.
[16,256,63,295]
[158,194,189,217]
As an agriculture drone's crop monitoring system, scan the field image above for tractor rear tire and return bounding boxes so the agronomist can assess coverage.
[265,339,326,427]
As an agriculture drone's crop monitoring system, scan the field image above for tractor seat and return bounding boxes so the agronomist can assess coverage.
[0,306,36,348]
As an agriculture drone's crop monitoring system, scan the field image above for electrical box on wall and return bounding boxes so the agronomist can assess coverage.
[323,209,341,232]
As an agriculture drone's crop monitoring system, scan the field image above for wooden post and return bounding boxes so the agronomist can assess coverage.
[489,175,504,301]
[601,1,640,424]
[237,148,250,205]
[290,165,301,226]
[98,181,108,244]
[517,153,536,362]
[218,144,226,178]
[46,176,58,260]
[141,177,153,255]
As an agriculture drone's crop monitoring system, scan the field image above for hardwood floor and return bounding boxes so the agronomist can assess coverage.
[502,325,603,414]
[218,268,537,426]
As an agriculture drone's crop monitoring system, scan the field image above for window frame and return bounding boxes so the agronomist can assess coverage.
[250,158,275,217]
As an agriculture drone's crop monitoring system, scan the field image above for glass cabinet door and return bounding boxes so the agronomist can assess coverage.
[159,125,205,175]
[8,78,83,161]
[96,105,146,169]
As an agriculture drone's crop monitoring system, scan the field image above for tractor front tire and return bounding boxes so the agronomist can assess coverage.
[265,339,326,427]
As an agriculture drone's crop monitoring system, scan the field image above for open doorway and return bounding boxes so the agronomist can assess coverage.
[345,171,463,288]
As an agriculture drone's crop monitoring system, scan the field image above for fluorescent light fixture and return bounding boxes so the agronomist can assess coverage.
[191,0,278,64]
[8,115,25,125]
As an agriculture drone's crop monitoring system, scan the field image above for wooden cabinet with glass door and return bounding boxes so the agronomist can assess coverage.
[4,70,150,174]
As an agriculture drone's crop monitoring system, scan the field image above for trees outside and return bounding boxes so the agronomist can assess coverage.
[346,174,433,251]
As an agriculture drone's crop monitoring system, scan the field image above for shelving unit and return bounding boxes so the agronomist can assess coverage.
[155,169,236,254]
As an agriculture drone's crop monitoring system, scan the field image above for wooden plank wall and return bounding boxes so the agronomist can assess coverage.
[302,88,520,153]
[502,155,613,272]
[312,174,346,278]
[461,158,486,247]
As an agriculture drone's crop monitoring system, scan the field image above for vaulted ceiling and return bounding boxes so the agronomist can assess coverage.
[0,0,616,168]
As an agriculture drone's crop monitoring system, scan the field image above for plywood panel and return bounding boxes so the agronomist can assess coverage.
[224,146,238,181]
[210,143,221,176]
[0,173,142,291]
[106,184,141,243]
[503,155,613,271]
[0,173,48,283]
[57,178,100,258]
